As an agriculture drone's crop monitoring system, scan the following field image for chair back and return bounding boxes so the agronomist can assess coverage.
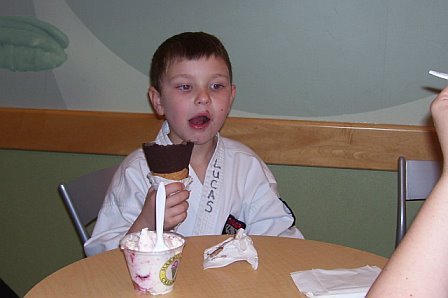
[58,165,119,245]
[396,156,441,247]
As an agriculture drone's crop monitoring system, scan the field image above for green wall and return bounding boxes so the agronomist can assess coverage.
[0,149,423,296]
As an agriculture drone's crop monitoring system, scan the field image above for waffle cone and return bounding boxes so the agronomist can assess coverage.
[152,168,189,180]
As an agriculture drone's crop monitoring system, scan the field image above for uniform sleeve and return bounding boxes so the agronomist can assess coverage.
[84,152,150,256]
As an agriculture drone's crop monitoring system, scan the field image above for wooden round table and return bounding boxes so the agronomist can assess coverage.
[25,235,387,297]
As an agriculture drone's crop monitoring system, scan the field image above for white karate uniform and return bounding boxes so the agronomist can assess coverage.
[84,122,304,256]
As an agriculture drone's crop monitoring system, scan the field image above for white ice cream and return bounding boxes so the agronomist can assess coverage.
[122,228,184,252]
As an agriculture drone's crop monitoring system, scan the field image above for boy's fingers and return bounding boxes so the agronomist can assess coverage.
[163,182,185,196]
[165,189,189,208]
[164,201,188,228]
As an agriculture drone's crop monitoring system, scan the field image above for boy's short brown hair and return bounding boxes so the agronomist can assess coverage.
[150,32,232,92]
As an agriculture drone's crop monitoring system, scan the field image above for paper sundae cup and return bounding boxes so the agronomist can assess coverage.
[120,230,186,295]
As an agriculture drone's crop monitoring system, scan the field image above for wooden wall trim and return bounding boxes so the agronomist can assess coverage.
[0,107,441,171]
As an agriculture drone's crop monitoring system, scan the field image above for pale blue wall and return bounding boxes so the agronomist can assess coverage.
[1,0,447,124]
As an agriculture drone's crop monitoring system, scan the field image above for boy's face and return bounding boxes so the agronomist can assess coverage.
[149,56,236,146]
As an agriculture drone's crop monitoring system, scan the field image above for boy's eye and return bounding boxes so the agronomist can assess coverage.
[210,83,224,90]
[176,84,191,91]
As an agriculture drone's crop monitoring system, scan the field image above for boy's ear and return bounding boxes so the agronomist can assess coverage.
[230,84,236,105]
[148,87,164,116]
[229,84,236,109]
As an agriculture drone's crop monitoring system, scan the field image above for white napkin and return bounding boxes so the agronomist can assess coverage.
[290,265,381,297]
[149,175,192,190]
[203,228,258,270]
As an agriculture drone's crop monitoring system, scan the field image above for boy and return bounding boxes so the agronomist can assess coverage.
[84,32,303,256]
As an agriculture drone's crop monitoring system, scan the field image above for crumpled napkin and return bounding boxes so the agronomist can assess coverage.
[203,228,258,270]
[290,265,381,297]
[149,175,192,190]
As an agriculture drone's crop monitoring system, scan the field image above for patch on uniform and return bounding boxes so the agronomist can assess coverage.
[280,198,296,227]
[222,214,246,235]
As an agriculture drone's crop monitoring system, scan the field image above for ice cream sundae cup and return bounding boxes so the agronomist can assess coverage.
[120,229,185,295]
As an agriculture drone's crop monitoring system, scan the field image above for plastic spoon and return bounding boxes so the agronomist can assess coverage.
[154,182,168,252]
[429,70,448,80]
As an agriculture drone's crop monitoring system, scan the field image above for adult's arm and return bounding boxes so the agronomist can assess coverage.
[368,86,448,297]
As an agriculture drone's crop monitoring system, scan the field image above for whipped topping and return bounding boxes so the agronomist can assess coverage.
[121,228,184,252]
[137,228,152,252]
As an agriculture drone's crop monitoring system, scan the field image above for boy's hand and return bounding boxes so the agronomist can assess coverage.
[128,181,189,234]
[163,182,189,230]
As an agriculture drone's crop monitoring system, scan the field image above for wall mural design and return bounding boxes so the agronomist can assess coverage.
[1,0,447,125]
[0,16,68,72]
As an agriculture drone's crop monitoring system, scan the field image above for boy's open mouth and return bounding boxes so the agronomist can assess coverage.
[189,115,210,126]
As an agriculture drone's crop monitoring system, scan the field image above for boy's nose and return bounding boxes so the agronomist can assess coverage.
[195,89,211,105]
